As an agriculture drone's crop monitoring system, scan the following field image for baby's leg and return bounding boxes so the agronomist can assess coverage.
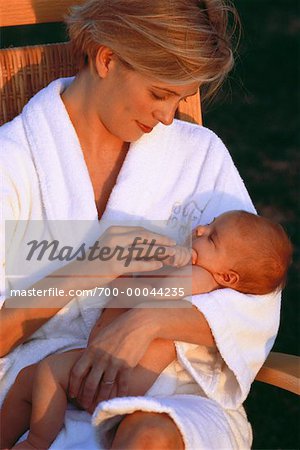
[12,349,84,450]
[0,364,38,449]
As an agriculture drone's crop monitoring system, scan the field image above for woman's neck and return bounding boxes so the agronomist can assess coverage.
[60,69,129,220]
[61,69,127,156]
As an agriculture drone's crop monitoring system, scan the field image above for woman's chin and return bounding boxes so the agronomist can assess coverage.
[120,130,146,143]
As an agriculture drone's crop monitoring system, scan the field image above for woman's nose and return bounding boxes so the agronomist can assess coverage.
[153,105,176,126]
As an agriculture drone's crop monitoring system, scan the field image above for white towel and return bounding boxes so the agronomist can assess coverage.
[0,78,280,449]
[93,395,252,450]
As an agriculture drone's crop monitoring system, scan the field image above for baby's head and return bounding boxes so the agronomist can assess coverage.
[192,210,293,294]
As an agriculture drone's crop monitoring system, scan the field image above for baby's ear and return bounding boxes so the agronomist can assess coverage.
[214,270,239,288]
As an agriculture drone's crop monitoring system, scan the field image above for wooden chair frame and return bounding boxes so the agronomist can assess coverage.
[0,0,299,396]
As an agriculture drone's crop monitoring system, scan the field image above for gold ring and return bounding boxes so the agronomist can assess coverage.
[102,380,115,385]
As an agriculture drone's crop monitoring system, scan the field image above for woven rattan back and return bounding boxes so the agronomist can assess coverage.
[0,43,79,124]
[0,0,84,27]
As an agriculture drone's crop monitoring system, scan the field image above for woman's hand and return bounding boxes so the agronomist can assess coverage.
[77,226,177,285]
[68,308,156,411]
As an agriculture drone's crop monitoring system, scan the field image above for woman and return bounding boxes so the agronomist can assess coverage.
[0,1,281,449]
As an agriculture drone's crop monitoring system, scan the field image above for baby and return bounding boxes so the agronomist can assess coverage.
[113,209,293,304]
[157,209,293,297]
[0,210,293,450]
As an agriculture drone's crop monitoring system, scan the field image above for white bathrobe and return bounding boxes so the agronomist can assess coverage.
[0,78,281,449]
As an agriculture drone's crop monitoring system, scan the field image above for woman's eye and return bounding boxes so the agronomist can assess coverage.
[150,92,168,101]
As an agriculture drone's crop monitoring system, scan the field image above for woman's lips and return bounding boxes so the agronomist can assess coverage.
[136,121,153,133]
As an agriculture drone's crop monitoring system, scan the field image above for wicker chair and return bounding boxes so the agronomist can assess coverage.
[0,0,299,397]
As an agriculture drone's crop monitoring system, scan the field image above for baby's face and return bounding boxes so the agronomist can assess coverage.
[191,212,240,275]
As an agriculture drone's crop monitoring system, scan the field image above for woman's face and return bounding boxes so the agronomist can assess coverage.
[95,56,200,142]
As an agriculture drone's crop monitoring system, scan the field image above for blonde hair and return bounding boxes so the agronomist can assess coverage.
[230,211,293,295]
[66,0,240,99]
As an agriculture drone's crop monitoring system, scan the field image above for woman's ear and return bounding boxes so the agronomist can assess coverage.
[95,46,115,78]
[214,270,240,288]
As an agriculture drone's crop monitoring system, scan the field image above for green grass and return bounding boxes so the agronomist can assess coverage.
[1,0,299,448]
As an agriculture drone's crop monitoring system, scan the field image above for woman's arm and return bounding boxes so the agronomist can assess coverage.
[0,307,59,358]
[1,227,176,356]
[69,300,215,410]
[0,273,79,357]
[86,306,176,409]
[0,258,104,356]
[87,307,130,345]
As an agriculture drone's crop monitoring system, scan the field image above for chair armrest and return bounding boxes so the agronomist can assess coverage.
[255,351,300,395]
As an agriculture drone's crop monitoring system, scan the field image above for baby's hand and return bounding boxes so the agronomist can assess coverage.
[163,246,197,267]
